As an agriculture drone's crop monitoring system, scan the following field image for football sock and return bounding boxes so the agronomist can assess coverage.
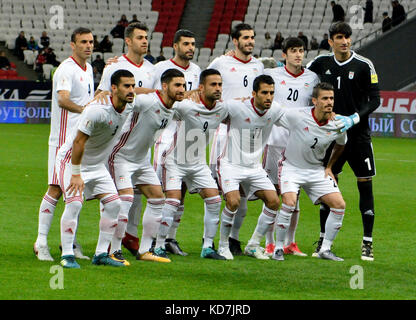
[60,196,83,256]
[95,194,120,255]
[285,207,300,246]
[139,199,164,255]
[37,193,58,247]
[155,198,180,249]
[125,189,142,237]
[167,204,184,240]
[203,196,222,248]
[320,208,345,252]
[275,204,295,250]
[358,180,375,240]
[219,206,237,247]
[248,205,277,247]
[110,194,133,253]
[230,196,247,241]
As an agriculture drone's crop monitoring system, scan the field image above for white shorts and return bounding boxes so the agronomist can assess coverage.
[279,165,341,205]
[56,157,118,201]
[209,124,227,179]
[48,145,60,185]
[263,144,284,186]
[162,162,218,193]
[112,159,161,191]
[217,161,275,200]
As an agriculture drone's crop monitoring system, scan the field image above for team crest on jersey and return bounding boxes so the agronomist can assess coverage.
[109,120,113,125]
[230,67,237,72]
[253,68,258,73]
[303,126,309,131]
[280,80,286,85]
[349,71,355,79]
[80,77,83,82]
[216,113,220,117]
[304,83,310,88]
[245,118,251,123]
[325,69,331,75]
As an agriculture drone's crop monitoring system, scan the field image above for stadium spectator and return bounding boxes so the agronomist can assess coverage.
[35,49,47,74]
[100,35,113,52]
[27,36,39,51]
[40,31,50,49]
[298,31,308,50]
[14,31,28,60]
[0,50,11,70]
[273,32,284,50]
[92,54,105,74]
[144,49,155,64]
[363,0,374,23]
[45,47,59,66]
[130,14,139,24]
[119,14,129,28]
[93,66,101,83]
[111,21,125,39]
[319,33,330,51]
[331,1,345,22]
[156,49,166,63]
[93,35,100,52]
[382,12,393,32]
[262,32,273,50]
[391,0,406,27]
[310,36,319,50]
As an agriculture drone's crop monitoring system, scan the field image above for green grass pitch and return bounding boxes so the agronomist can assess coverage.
[0,123,415,300]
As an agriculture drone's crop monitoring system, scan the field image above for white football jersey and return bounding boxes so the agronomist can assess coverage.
[153,58,201,91]
[220,99,284,168]
[49,57,94,147]
[57,99,135,166]
[208,55,264,100]
[97,54,156,92]
[265,66,320,148]
[110,91,176,163]
[165,98,230,165]
[278,107,347,170]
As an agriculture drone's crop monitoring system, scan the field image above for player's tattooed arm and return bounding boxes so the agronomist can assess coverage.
[58,90,86,113]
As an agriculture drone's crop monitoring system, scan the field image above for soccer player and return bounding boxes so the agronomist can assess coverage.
[307,22,380,261]
[95,21,156,257]
[208,23,264,255]
[216,75,283,260]
[271,82,347,262]
[56,70,136,268]
[107,69,186,263]
[154,69,228,260]
[262,37,320,257]
[34,27,94,261]
[151,29,201,256]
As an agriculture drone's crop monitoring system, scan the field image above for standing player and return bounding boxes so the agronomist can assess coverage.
[208,23,264,255]
[217,75,283,260]
[34,27,94,261]
[154,69,228,260]
[307,22,380,261]
[56,70,136,268]
[261,37,320,257]
[151,29,201,256]
[107,69,186,263]
[271,82,347,261]
[95,22,156,257]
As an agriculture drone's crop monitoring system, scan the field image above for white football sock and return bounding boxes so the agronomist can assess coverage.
[167,204,184,239]
[155,198,180,249]
[275,204,295,250]
[320,208,345,252]
[60,197,83,256]
[203,196,222,248]
[219,206,237,247]
[285,207,300,246]
[139,198,165,254]
[230,197,247,240]
[95,194,121,255]
[126,190,142,237]
[248,206,277,247]
[110,194,133,253]
[36,193,58,247]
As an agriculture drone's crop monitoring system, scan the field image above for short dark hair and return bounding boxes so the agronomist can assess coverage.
[383,11,388,16]
[111,69,135,86]
[71,27,92,43]
[253,75,274,93]
[161,68,185,84]
[125,21,148,39]
[199,69,221,84]
[231,23,255,40]
[312,82,334,98]
[173,29,195,44]
[282,37,306,53]
[329,22,352,39]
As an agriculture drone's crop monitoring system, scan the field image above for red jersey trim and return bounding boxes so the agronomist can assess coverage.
[284,66,304,78]
[169,58,189,70]
[70,56,87,71]
[311,107,328,126]
[200,94,216,110]
[156,90,170,109]
[251,98,267,117]
[232,55,252,64]
[123,54,144,68]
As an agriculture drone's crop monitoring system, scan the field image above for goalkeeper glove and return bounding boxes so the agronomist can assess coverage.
[334,113,360,132]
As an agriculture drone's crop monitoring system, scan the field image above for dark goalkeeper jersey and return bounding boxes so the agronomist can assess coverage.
[307,51,380,142]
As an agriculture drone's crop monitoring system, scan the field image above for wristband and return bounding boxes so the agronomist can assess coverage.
[72,164,81,175]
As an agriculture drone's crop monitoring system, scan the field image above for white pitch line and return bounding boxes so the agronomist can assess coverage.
[377,158,416,163]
